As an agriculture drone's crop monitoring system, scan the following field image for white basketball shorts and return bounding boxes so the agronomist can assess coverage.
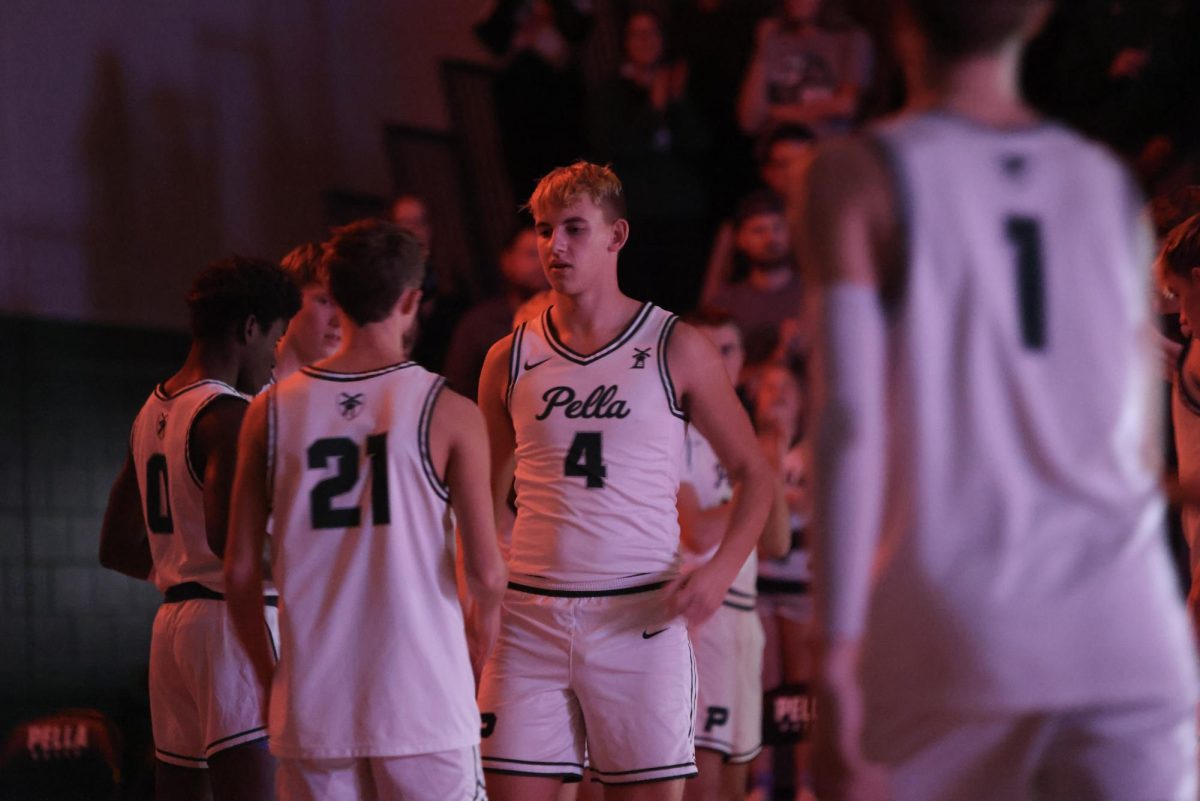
[691,603,764,764]
[478,584,698,785]
[277,746,486,801]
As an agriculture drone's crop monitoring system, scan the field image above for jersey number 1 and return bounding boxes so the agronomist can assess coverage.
[308,433,391,529]
[1004,216,1046,350]
[564,432,606,489]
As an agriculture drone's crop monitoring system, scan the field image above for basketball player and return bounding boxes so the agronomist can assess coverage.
[800,1,1198,799]
[98,256,300,801]
[678,308,790,801]
[274,242,342,382]
[224,219,507,801]
[475,161,773,801]
[1158,212,1200,630]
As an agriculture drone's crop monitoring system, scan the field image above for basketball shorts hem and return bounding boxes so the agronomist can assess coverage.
[154,725,268,769]
[694,736,763,765]
[482,756,583,783]
[589,761,698,785]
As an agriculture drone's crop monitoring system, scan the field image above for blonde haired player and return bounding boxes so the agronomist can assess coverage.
[224,220,507,801]
[476,162,773,801]
[800,0,1198,798]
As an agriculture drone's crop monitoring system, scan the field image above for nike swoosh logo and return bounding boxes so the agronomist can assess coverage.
[524,357,552,371]
[642,627,669,639]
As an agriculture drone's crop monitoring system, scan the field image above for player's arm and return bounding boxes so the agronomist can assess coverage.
[223,393,274,695]
[667,324,773,624]
[801,135,896,800]
[192,395,249,559]
[678,480,789,560]
[433,386,507,676]
[478,335,519,535]
[98,449,153,580]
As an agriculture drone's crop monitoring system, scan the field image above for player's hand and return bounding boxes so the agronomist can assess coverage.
[665,561,733,626]
[466,601,501,686]
[813,640,891,801]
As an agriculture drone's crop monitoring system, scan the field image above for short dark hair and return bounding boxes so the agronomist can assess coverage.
[1161,212,1200,280]
[896,0,1049,60]
[323,219,424,326]
[280,243,324,288]
[734,189,786,228]
[187,256,301,343]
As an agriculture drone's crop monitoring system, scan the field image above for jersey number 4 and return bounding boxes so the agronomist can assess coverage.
[308,433,390,529]
[564,432,606,489]
[1005,215,1046,351]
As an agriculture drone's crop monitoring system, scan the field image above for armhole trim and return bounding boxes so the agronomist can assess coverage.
[505,323,527,411]
[185,391,246,489]
[657,315,688,421]
[420,376,451,502]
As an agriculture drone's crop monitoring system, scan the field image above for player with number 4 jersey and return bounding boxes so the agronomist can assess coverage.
[476,162,772,801]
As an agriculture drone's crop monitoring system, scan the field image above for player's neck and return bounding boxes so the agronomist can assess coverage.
[550,290,643,346]
[167,342,240,392]
[273,342,304,384]
[320,321,408,373]
[905,43,1037,128]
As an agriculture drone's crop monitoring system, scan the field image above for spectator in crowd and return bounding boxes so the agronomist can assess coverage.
[701,124,816,303]
[589,7,712,311]
[737,0,872,138]
[711,190,806,370]
[476,0,593,199]
[443,223,548,400]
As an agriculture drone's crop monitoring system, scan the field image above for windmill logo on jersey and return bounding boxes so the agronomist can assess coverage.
[156,412,168,440]
[337,392,365,420]
[631,347,651,369]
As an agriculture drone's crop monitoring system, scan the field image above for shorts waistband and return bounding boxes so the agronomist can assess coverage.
[507,580,667,598]
[163,581,279,606]
[756,576,810,595]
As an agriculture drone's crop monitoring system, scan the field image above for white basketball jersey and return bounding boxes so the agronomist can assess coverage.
[1172,341,1200,577]
[681,427,757,606]
[266,361,478,758]
[862,111,1196,722]
[129,380,248,593]
[506,303,686,590]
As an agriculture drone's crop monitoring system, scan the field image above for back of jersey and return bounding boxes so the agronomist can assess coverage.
[130,380,245,593]
[863,111,1195,731]
[267,361,478,759]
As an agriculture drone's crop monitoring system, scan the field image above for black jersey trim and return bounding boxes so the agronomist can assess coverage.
[727,586,755,598]
[756,576,810,595]
[483,768,584,783]
[656,315,687,420]
[300,361,416,382]
[205,726,267,752]
[153,378,240,402]
[541,302,653,365]
[589,761,697,777]
[687,641,698,743]
[419,376,451,502]
[482,756,585,769]
[507,580,667,597]
[155,748,207,766]
[1177,339,1200,417]
[867,130,911,312]
[721,599,756,612]
[505,323,527,410]
[185,391,247,489]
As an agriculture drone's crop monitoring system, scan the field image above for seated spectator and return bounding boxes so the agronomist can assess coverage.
[737,0,872,138]
[444,224,548,399]
[701,124,815,302]
[711,190,806,369]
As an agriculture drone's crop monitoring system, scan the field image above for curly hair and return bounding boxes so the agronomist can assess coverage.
[1160,212,1200,280]
[187,256,301,342]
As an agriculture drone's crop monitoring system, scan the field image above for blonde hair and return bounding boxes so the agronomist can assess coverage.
[528,161,627,222]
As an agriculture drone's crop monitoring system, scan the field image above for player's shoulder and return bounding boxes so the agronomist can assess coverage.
[429,381,486,435]
[807,130,893,201]
[483,329,516,368]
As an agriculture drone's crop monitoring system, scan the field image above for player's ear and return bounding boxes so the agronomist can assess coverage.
[609,218,630,253]
[398,287,422,316]
[239,315,260,344]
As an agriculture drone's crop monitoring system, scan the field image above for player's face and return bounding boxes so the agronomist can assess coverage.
[281,284,342,365]
[697,323,744,385]
[243,318,288,395]
[736,212,790,267]
[534,197,623,296]
[500,229,549,294]
[761,140,814,197]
